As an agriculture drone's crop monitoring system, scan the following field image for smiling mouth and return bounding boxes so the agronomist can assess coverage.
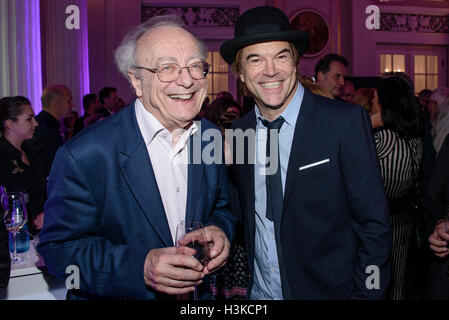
[168,93,194,100]
[260,81,282,89]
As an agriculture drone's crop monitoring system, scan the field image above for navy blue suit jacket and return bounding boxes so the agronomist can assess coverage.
[230,89,392,299]
[38,101,236,299]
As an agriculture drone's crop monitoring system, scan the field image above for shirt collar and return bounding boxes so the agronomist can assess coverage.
[135,98,198,147]
[254,82,304,128]
[135,98,164,146]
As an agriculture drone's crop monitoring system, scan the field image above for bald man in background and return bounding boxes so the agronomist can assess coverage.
[25,85,73,177]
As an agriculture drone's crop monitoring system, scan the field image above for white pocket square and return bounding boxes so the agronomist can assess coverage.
[299,159,330,171]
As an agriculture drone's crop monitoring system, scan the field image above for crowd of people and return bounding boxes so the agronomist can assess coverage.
[1,5,449,301]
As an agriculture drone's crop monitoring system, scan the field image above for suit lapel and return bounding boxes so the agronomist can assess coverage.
[234,112,256,256]
[119,102,173,247]
[283,90,316,210]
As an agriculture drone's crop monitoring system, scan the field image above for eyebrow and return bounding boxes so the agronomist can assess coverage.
[156,54,204,65]
[245,48,291,61]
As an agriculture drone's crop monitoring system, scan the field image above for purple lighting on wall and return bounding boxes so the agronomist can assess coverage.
[80,0,90,112]
[30,0,43,113]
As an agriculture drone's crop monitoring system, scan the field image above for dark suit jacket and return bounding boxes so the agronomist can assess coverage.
[24,110,63,178]
[423,133,449,237]
[230,89,392,299]
[37,101,237,300]
[97,106,113,118]
[421,134,449,299]
[72,113,90,137]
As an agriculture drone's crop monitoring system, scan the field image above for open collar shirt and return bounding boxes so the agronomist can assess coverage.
[135,98,198,244]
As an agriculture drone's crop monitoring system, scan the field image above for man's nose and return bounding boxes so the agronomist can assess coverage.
[175,67,194,87]
[263,60,279,77]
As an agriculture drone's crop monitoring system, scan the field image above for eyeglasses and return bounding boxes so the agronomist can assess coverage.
[135,60,209,82]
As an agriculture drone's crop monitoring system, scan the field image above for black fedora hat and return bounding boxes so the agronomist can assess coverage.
[220,6,310,65]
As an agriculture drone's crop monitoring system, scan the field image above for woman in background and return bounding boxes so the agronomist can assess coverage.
[0,96,47,234]
[204,97,241,134]
[371,77,423,300]
[203,96,248,300]
[354,87,375,115]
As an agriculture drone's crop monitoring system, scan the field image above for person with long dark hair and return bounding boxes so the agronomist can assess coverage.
[371,76,423,300]
[0,96,47,234]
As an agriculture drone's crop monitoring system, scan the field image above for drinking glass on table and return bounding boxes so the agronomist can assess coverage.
[2,192,28,264]
[175,221,210,300]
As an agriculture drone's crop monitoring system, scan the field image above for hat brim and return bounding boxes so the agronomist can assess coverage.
[220,31,310,65]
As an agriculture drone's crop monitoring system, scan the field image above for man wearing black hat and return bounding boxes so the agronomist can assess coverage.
[222,6,392,299]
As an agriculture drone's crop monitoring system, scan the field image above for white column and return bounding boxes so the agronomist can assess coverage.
[0,0,43,113]
[43,0,89,115]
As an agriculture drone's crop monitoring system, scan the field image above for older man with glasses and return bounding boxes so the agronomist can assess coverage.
[38,15,236,300]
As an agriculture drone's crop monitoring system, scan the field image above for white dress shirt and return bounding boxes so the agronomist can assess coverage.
[135,99,198,244]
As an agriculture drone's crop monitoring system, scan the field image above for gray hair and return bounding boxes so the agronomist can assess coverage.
[114,15,207,82]
[431,87,449,109]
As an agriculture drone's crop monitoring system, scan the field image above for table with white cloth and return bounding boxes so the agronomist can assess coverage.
[0,238,67,300]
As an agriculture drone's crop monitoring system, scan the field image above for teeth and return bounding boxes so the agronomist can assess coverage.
[169,94,193,100]
[261,81,281,89]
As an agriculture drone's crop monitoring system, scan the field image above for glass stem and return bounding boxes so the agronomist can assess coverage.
[13,233,17,261]
[194,285,198,300]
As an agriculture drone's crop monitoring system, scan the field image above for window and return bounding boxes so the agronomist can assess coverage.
[414,55,439,95]
[377,45,446,95]
[379,54,405,75]
[205,51,229,101]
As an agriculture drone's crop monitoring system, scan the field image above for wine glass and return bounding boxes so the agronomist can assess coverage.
[175,220,210,300]
[0,186,6,209]
[443,205,449,234]
[2,192,28,264]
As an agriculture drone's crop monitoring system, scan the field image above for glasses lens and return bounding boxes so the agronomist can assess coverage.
[189,61,209,80]
[157,64,179,82]
[157,61,209,82]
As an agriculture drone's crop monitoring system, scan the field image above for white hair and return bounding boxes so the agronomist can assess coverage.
[114,15,207,82]
[431,87,449,110]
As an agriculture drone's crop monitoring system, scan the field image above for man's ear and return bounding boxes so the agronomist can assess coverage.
[129,71,143,98]
[238,71,245,84]
[316,71,324,83]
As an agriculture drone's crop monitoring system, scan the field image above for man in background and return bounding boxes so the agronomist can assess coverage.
[25,84,73,177]
[97,86,119,117]
[72,93,101,136]
[315,53,348,100]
